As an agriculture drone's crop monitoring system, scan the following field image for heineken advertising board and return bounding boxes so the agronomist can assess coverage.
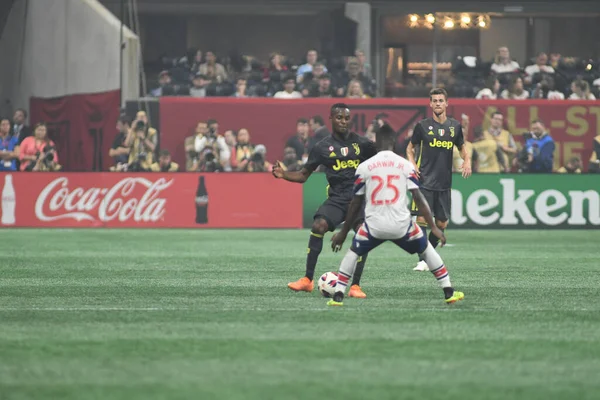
[302,174,600,229]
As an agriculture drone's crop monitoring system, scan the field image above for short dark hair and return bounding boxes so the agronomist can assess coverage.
[429,88,448,100]
[491,111,503,118]
[15,108,28,118]
[311,115,325,126]
[159,149,171,157]
[297,118,308,125]
[118,114,132,125]
[532,119,544,126]
[330,103,349,114]
[207,119,218,126]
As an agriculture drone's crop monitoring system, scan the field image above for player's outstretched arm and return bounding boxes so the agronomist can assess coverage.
[331,195,364,252]
[272,161,312,183]
[410,189,446,246]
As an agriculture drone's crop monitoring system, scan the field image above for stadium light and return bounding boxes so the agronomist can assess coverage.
[410,14,419,23]
[460,14,471,24]
[444,18,455,29]
[425,14,436,24]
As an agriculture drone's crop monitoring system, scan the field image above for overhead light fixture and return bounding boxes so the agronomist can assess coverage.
[409,14,419,23]
[460,14,471,24]
[444,19,455,29]
[408,13,490,30]
[425,14,436,24]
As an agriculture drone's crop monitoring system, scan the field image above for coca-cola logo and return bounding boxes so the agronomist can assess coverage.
[35,177,173,222]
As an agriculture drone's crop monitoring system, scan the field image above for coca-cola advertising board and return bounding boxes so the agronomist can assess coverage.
[0,173,302,228]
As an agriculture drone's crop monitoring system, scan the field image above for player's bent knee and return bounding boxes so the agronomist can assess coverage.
[312,219,329,235]
[436,220,448,230]
[416,216,427,226]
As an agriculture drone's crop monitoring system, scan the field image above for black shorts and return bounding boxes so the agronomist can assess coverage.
[411,188,451,222]
[314,195,364,232]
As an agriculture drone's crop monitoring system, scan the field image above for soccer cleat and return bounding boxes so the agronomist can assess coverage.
[413,261,429,272]
[348,284,367,298]
[327,299,343,306]
[445,291,465,304]
[287,277,313,292]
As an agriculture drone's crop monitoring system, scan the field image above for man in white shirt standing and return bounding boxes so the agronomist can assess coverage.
[328,124,465,306]
[274,77,303,99]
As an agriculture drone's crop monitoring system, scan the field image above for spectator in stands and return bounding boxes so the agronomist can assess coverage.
[532,75,564,100]
[525,120,554,173]
[274,76,302,99]
[199,51,228,83]
[485,111,517,169]
[355,49,372,79]
[549,53,562,69]
[185,122,208,171]
[490,46,520,74]
[233,128,254,171]
[297,50,327,83]
[308,115,329,152]
[470,126,506,173]
[11,108,31,145]
[150,70,172,97]
[300,62,326,97]
[150,149,179,172]
[589,132,600,173]
[336,58,372,97]
[281,146,303,172]
[346,80,369,99]
[191,49,203,74]
[557,157,582,174]
[285,118,310,161]
[195,119,231,171]
[135,110,159,141]
[501,77,529,100]
[223,129,238,169]
[190,73,210,97]
[109,115,131,169]
[125,119,156,171]
[475,77,501,99]
[233,77,249,98]
[19,123,60,171]
[524,52,555,85]
[311,74,336,98]
[461,113,470,140]
[0,117,19,171]
[264,53,288,86]
[569,79,596,100]
[240,144,272,172]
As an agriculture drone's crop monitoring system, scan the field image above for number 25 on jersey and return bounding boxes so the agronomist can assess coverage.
[371,175,401,205]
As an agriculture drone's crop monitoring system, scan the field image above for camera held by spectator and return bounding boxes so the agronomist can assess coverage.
[27,144,61,172]
[198,150,224,172]
[128,152,150,172]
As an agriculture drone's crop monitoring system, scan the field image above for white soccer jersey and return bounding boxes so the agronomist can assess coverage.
[354,151,419,239]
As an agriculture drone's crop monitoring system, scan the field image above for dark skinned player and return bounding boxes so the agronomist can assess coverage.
[272,103,377,298]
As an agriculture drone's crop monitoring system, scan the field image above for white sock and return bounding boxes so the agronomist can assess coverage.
[421,243,451,288]
[336,250,359,295]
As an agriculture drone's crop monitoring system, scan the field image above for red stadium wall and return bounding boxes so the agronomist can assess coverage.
[160,98,600,172]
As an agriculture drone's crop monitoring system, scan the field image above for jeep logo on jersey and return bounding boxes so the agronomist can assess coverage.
[333,159,360,171]
[341,147,349,156]
[429,138,454,149]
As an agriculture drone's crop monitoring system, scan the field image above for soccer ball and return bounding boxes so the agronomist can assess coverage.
[318,272,338,298]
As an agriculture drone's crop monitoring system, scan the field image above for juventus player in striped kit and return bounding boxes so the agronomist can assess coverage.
[328,124,464,306]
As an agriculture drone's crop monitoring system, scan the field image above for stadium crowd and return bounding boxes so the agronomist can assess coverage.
[149,46,600,101]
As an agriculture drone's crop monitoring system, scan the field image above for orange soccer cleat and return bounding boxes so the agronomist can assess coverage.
[287,277,314,292]
[348,285,367,298]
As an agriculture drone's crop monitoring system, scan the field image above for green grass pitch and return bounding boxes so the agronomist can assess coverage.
[0,228,599,400]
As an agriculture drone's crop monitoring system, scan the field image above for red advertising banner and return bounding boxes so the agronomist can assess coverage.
[30,90,121,172]
[160,98,600,171]
[0,172,302,228]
